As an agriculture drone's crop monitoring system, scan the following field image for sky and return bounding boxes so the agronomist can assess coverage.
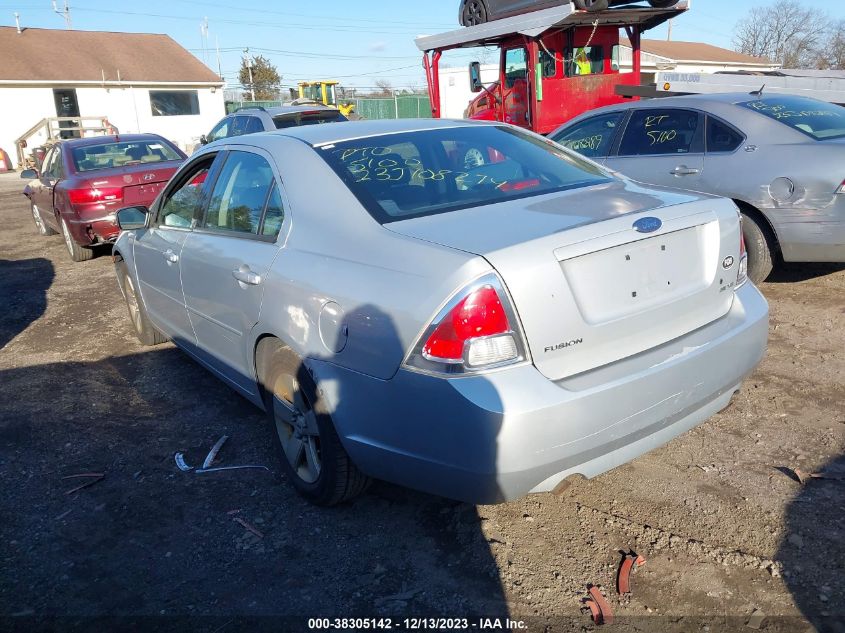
[1,0,843,93]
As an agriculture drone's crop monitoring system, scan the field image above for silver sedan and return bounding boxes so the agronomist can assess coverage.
[112,119,768,506]
[550,93,845,283]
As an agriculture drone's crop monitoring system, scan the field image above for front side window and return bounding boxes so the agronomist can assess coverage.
[618,109,702,156]
[504,48,528,88]
[552,112,625,158]
[158,161,212,228]
[540,49,557,78]
[203,151,275,235]
[71,140,183,172]
[706,117,745,153]
[319,125,611,224]
[150,90,200,117]
[739,96,845,141]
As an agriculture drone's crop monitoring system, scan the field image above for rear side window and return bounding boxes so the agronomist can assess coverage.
[739,96,845,140]
[244,116,265,134]
[203,151,275,235]
[706,117,744,153]
[618,109,702,156]
[273,111,347,129]
[552,112,625,158]
[71,140,183,172]
[318,125,611,224]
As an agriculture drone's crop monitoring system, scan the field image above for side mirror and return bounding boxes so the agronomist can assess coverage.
[200,134,209,145]
[116,206,149,230]
[20,169,38,180]
[469,61,483,93]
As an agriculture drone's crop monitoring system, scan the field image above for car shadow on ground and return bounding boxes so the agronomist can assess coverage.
[777,452,845,633]
[0,257,54,349]
[0,343,510,625]
[767,262,845,283]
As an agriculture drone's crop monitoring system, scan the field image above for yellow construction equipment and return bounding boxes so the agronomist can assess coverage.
[297,81,357,117]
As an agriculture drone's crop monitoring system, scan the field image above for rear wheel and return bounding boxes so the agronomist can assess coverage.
[116,260,167,346]
[60,215,94,262]
[461,0,488,26]
[741,213,775,284]
[574,0,610,11]
[31,202,57,236]
[648,0,679,7]
[258,341,370,506]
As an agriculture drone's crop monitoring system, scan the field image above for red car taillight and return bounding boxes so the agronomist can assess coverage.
[405,274,528,375]
[737,218,748,288]
[837,179,845,194]
[67,187,123,205]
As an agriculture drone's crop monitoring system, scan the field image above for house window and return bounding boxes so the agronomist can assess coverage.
[150,90,200,116]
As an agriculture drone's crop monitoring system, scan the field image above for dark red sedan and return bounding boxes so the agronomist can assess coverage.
[21,134,186,262]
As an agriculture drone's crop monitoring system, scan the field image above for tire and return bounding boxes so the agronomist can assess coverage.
[59,215,94,262]
[461,0,488,26]
[574,0,610,11]
[257,340,370,506]
[31,202,57,236]
[115,260,167,346]
[648,0,679,7]
[741,212,775,284]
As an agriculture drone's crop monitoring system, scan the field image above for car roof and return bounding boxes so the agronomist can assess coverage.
[234,105,336,117]
[56,133,169,148]
[259,117,490,147]
[582,92,826,115]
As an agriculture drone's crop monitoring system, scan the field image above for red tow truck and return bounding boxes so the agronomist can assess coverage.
[416,1,689,134]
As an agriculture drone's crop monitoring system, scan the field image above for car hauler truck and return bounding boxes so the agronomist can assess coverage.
[416,1,688,134]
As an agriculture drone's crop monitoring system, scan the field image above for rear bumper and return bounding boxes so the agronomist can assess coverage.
[771,196,845,262]
[312,283,769,504]
[66,209,120,244]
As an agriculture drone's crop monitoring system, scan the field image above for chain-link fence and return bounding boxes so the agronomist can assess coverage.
[225,95,432,120]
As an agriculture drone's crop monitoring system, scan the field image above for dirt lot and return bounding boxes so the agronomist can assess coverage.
[0,170,843,632]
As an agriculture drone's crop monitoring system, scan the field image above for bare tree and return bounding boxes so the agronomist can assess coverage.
[733,0,830,68]
[374,79,394,97]
[814,19,845,70]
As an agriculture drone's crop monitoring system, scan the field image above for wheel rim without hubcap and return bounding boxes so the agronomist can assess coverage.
[32,205,44,234]
[464,1,485,25]
[272,373,322,484]
[61,218,74,255]
[123,275,143,334]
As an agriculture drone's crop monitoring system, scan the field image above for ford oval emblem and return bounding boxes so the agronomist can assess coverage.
[633,217,662,234]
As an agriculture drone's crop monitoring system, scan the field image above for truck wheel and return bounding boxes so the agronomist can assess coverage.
[258,340,370,506]
[115,260,167,346]
[60,215,94,262]
[31,202,57,235]
[648,0,679,7]
[574,0,610,11]
[741,213,775,284]
[461,0,488,26]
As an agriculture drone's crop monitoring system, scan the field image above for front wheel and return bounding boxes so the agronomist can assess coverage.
[115,260,167,346]
[31,202,57,236]
[574,0,610,11]
[741,213,775,284]
[258,341,370,506]
[60,215,94,262]
[461,0,488,26]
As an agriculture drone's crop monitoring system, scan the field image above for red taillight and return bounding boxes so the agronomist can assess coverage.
[737,218,748,287]
[740,230,746,257]
[423,285,510,362]
[837,180,845,194]
[67,187,124,205]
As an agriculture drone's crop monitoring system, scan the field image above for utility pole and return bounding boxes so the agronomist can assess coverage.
[243,48,255,101]
[667,19,673,42]
[51,0,72,29]
[200,17,209,65]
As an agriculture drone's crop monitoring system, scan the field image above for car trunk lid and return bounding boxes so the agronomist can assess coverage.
[387,181,742,380]
[83,161,182,207]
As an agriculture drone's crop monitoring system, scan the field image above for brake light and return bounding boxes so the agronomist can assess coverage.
[67,187,123,205]
[737,221,748,288]
[406,274,528,374]
[837,180,845,194]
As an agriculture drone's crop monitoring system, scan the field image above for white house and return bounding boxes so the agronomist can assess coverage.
[0,26,226,167]
[438,40,778,119]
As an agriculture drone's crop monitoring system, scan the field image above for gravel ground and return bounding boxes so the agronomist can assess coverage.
[0,170,843,632]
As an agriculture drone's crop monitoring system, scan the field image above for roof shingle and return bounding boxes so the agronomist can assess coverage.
[0,26,222,83]
[624,38,773,65]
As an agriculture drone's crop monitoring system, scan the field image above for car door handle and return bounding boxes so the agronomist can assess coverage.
[164,249,179,264]
[232,268,262,286]
[670,166,700,176]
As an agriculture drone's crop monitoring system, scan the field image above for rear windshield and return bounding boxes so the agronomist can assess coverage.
[273,111,347,129]
[739,96,845,140]
[71,139,183,172]
[317,125,611,223]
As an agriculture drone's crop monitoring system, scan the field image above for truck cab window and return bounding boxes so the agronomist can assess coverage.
[566,46,604,77]
[504,48,528,88]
